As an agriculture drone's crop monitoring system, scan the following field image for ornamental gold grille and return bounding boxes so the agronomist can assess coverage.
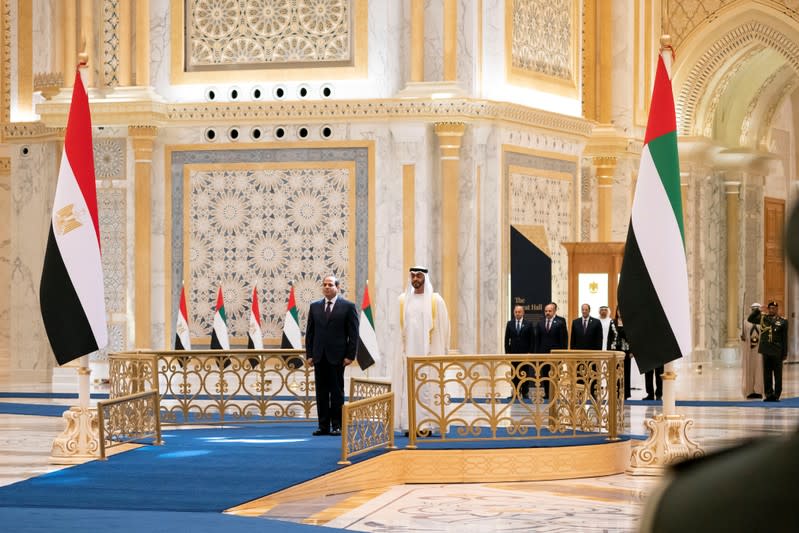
[186,0,353,71]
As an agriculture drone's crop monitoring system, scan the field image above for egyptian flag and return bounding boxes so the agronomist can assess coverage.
[280,284,302,349]
[618,53,691,373]
[39,70,108,365]
[174,283,191,350]
[356,282,379,370]
[247,284,264,349]
[210,286,230,350]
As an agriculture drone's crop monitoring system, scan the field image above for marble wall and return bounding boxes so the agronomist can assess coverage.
[0,163,9,377]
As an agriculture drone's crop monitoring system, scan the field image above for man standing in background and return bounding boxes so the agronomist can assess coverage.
[748,301,788,402]
[504,304,535,400]
[535,302,568,399]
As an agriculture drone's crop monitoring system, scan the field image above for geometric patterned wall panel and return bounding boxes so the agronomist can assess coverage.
[169,146,370,346]
[187,163,354,340]
[94,186,127,360]
[507,0,575,84]
[186,0,353,71]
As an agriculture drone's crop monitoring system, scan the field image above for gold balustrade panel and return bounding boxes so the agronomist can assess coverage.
[406,351,624,447]
[97,390,162,459]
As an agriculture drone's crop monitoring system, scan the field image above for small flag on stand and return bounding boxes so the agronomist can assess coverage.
[175,282,191,350]
[39,69,108,365]
[210,286,230,350]
[247,284,264,349]
[356,282,379,371]
[281,284,302,349]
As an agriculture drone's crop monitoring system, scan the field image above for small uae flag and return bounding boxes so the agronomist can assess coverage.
[174,282,191,350]
[356,282,379,370]
[39,69,108,365]
[247,284,264,349]
[210,286,230,350]
[618,52,691,373]
[280,284,302,349]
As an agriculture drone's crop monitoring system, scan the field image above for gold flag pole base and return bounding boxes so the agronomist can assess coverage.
[626,413,704,475]
[49,406,101,464]
[49,359,101,464]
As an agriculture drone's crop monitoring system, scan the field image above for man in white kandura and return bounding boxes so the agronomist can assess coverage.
[396,266,450,435]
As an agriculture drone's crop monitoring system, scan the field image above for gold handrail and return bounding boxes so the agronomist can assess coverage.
[339,391,395,465]
[97,390,162,459]
[406,351,625,447]
[109,349,313,425]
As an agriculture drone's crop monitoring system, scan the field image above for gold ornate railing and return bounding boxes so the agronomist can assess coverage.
[97,390,162,459]
[406,351,624,447]
[109,349,312,425]
[339,379,394,465]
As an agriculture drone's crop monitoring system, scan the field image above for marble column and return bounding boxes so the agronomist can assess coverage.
[79,0,94,87]
[63,0,77,85]
[434,122,465,350]
[410,0,424,82]
[443,0,457,81]
[724,180,741,348]
[18,0,33,115]
[0,157,9,377]
[117,0,132,87]
[135,0,150,86]
[594,156,616,241]
[130,127,156,348]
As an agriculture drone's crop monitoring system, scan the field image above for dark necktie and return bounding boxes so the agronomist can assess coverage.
[325,300,332,319]
[516,320,521,333]
[546,319,551,331]
[583,318,588,332]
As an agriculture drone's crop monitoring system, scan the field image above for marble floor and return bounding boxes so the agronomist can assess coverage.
[1,363,798,532]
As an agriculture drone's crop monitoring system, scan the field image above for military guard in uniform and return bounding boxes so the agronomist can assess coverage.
[747,301,789,402]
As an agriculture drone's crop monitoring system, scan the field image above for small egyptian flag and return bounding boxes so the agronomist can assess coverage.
[356,282,379,370]
[174,282,191,350]
[247,284,263,349]
[210,286,230,350]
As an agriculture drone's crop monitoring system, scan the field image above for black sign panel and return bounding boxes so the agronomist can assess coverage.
[510,225,551,323]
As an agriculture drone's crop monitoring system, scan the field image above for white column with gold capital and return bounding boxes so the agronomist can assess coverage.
[434,122,465,351]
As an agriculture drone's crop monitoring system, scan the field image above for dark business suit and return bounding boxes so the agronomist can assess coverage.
[504,318,536,397]
[305,296,358,432]
[570,316,603,349]
[535,316,568,398]
[748,308,789,400]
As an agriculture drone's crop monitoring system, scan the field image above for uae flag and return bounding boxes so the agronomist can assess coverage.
[356,283,379,370]
[280,284,302,349]
[174,283,191,350]
[247,284,264,349]
[39,70,108,365]
[210,286,230,350]
[618,53,691,374]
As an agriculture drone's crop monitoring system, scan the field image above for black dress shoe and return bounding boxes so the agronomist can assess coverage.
[655,395,662,401]
[746,393,763,399]
[312,428,330,436]
[642,395,655,401]
[330,428,341,436]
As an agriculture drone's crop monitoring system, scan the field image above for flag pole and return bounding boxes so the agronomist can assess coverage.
[50,52,102,464]
[627,34,703,474]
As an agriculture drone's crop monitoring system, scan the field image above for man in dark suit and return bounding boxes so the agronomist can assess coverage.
[504,304,536,400]
[535,302,568,399]
[747,300,789,402]
[305,275,359,436]
[570,303,603,349]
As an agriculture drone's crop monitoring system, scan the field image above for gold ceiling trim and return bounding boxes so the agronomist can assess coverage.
[33,98,593,138]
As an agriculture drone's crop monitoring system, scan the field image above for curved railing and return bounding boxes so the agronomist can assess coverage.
[406,351,625,447]
[108,349,312,425]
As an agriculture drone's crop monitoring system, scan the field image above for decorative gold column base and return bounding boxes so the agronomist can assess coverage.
[50,407,101,464]
[627,413,704,476]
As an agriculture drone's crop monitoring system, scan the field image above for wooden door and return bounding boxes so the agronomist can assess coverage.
[764,198,785,310]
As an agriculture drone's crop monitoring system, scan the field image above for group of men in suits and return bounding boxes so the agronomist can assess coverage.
[505,302,607,399]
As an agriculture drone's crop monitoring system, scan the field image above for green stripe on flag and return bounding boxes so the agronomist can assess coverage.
[647,131,684,242]
[363,306,374,327]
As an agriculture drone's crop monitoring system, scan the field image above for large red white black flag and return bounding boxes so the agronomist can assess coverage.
[39,70,108,365]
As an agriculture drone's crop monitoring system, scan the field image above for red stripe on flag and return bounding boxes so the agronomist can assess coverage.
[287,285,296,310]
[215,287,224,311]
[361,284,371,310]
[251,286,261,325]
[179,285,189,319]
[643,56,677,145]
[64,71,101,248]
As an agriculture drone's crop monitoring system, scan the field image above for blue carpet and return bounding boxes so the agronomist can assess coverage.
[0,403,73,417]
[0,392,109,399]
[0,507,349,532]
[626,397,799,408]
